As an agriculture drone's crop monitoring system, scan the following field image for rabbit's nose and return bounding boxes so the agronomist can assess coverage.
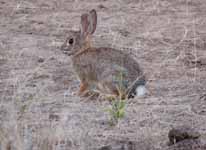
[61,43,68,51]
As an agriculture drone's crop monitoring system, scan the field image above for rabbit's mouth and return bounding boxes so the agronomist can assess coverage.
[62,51,73,56]
[61,45,74,56]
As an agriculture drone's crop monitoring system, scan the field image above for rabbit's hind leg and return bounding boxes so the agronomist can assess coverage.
[97,81,126,100]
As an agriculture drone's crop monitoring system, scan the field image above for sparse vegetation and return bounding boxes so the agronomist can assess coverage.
[0,0,206,149]
[106,98,126,126]
[106,71,127,126]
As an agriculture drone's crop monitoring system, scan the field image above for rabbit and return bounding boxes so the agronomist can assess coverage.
[61,9,146,99]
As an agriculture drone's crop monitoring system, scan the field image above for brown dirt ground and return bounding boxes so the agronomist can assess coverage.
[0,0,206,149]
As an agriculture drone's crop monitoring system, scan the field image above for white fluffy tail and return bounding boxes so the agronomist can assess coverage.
[136,85,147,97]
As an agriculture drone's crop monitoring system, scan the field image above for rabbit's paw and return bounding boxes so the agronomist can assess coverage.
[78,82,89,95]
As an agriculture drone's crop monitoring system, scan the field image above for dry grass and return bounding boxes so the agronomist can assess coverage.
[0,0,206,149]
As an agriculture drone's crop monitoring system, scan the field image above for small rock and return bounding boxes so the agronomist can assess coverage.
[166,139,202,150]
[168,125,201,145]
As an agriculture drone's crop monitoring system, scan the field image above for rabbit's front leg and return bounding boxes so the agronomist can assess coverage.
[78,82,89,96]
[78,82,99,98]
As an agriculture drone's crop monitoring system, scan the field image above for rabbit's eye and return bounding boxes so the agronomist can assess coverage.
[68,38,74,45]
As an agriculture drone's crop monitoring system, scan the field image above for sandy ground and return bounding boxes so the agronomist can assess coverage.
[0,0,206,149]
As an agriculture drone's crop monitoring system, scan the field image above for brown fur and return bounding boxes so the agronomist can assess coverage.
[61,9,145,98]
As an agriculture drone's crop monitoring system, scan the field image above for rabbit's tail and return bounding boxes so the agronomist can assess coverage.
[126,75,146,99]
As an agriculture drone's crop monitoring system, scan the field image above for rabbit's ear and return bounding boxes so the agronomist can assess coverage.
[80,10,97,38]
[88,9,97,34]
[80,13,90,38]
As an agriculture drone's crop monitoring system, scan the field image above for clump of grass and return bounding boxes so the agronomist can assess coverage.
[106,98,126,126]
[106,71,127,126]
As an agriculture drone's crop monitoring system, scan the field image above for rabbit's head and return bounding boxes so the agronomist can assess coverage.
[61,9,97,56]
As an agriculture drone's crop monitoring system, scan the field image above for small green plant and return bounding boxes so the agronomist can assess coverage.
[106,70,127,126]
[107,98,126,126]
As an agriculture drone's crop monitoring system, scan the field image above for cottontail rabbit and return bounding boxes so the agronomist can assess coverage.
[61,9,146,99]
